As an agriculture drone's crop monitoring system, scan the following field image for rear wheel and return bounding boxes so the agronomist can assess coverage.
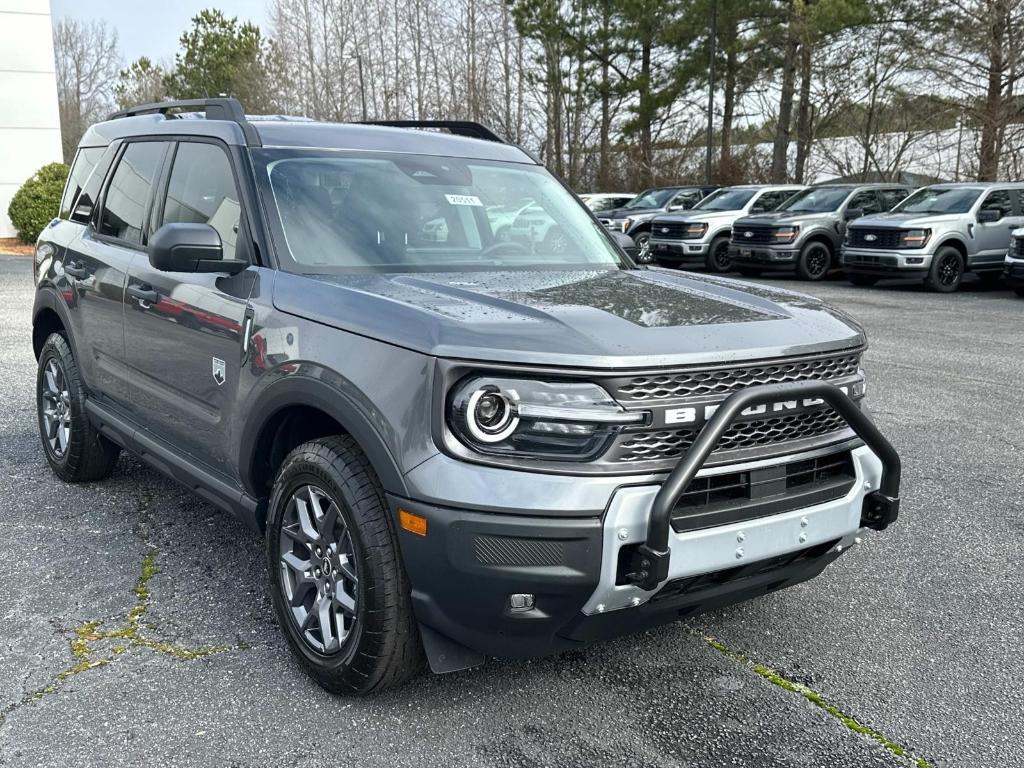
[924,246,963,293]
[796,241,832,281]
[847,274,879,287]
[36,333,120,482]
[705,236,732,273]
[267,435,423,694]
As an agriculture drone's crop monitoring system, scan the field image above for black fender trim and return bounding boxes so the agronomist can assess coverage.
[84,399,263,530]
[32,286,79,361]
[237,374,408,501]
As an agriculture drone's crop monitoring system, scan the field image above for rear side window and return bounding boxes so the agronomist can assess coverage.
[880,188,907,210]
[161,142,241,260]
[60,147,104,218]
[99,142,166,244]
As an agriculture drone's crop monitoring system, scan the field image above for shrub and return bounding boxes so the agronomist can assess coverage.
[7,162,69,243]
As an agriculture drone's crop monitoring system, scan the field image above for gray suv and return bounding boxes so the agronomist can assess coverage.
[648,185,805,272]
[842,182,1024,292]
[32,98,901,694]
[731,184,910,280]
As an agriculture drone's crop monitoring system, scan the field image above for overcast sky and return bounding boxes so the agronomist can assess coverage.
[50,0,270,66]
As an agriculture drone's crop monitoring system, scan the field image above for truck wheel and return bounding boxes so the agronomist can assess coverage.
[705,236,732,272]
[796,241,831,280]
[633,231,652,263]
[36,332,120,482]
[925,247,963,293]
[266,435,424,694]
[847,274,878,287]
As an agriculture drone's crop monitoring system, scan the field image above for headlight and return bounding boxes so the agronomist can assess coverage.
[773,226,799,244]
[685,222,708,238]
[448,376,643,461]
[899,229,930,248]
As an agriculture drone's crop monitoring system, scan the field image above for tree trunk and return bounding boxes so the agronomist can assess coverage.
[639,37,654,187]
[770,2,800,182]
[719,23,738,181]
[597,1,612,190]
[978,0,1008,180]
[793,43,812,183]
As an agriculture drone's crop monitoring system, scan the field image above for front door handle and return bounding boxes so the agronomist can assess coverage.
[64,261,88,279]
[127,283,159,307]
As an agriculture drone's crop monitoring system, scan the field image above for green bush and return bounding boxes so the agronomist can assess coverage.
[7,162,69,243]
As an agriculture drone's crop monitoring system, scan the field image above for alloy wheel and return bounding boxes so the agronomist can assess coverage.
[40,358,71,457]
[635,234,652,263]
[806,246,828,277]
[712,241,731,271]
[938,252,961,286]
[278,484,359,655]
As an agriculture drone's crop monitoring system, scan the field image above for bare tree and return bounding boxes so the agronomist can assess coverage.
[52,19,121,162]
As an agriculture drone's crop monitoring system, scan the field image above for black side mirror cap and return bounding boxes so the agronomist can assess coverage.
[612,231,639,258]
[70,198,93,224]
[977,208,1000,223]
[844,207,864,220]
[148,223,245,274]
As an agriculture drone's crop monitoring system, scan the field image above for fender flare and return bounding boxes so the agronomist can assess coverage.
[32,286,80,361]
[237,373,409,500]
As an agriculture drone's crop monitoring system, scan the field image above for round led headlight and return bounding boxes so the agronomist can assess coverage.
[464,386,519,443]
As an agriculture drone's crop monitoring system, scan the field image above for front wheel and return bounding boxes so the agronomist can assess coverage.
[797,241,832,281]
[924,247,963,293]
[267,435,424,694]
[705,237,732,273]
[633,231,652,263]
[36,333,120,482]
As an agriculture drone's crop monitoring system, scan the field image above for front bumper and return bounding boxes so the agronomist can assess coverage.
[649,238,708,263]
[841,246,931,276]
[1004,256,1024,288]
[395,383,900,666]
[731,243,799,269]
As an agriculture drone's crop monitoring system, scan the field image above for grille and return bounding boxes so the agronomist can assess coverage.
[844,253,897,267]
[651,221,692,239]
[1015,238,1024,257]
[848,228,902,249]
[733,225,777,244]
[615,408,850,463]
[614,351,861,402]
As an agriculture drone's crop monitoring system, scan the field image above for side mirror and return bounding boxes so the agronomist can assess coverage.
[977,208,1000,223]
[612,231,638,258]
[148,223,245,274]
[70,197,93,224]
[844,207,864,221]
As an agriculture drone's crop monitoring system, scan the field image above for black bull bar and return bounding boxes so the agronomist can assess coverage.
[624,380,902,591]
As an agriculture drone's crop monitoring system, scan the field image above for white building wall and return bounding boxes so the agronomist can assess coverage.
[0,0,62,238]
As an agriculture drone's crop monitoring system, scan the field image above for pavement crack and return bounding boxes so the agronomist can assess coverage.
[696,631,934,768]
[0,548,248,728]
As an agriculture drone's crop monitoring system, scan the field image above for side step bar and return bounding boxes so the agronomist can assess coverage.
[623,380,902,591]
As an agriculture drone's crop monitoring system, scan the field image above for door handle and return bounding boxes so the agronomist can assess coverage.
[64,261,88,279]
[127,283,159,307]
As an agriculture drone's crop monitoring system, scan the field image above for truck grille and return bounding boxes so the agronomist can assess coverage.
[615,408,849,463]
[613,351,861,402]
[733,225,777,244]
[651,221,691,239]
[1015,238,1024,257]
[847,228,902,249]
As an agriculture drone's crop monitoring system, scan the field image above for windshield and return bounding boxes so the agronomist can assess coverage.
[624,188,677,209]
[893,187,982,215]
[780,187,850,213]
[256,149,627,272]
[693,188,757,211]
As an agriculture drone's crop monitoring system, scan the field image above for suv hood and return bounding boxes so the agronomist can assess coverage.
[273,269,864,368]
[736,210,837,226]
[851,212,962,229]
[656,210,742,225]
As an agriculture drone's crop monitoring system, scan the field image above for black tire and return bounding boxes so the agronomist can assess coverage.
[796,241,832,281]
[847,274,879,287]
[633,231,652,263]
[266,435,424,694]
[705,236,732,273]
[36,332,120,482]
[925,246,964,293]
[737,267,762,278]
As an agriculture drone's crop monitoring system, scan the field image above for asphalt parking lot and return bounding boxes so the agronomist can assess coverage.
[0,253,1020,767]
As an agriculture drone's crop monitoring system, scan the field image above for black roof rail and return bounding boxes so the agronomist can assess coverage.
[107,97,261,146]
[359,120,504,144]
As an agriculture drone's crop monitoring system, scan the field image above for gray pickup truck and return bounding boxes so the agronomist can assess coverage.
[731,184,910,280]
[842,182,1024,292]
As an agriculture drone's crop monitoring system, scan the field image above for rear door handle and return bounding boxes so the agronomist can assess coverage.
[64,261,88,279]
[127,283,159,307]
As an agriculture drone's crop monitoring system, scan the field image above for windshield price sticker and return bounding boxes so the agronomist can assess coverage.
[445,194,483,207]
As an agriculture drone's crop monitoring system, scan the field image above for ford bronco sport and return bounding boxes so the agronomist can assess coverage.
[730,184,910,281]
[32,98,901,694]
[842,182,1024,292]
